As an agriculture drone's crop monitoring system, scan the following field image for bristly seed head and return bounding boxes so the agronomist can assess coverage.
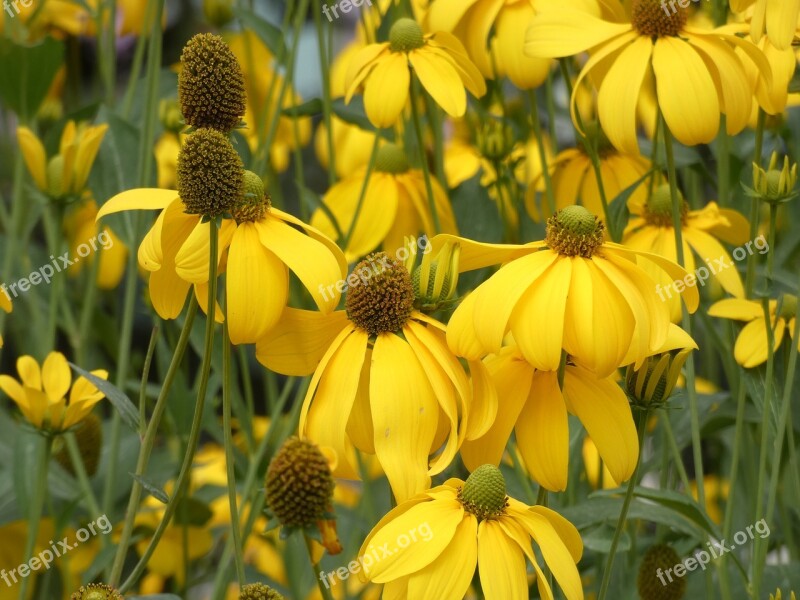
[178,33,246,133]
[645,184,688,227]
[70,583,124,600]
[238,582,285,600]
[177,128,244,217]
[345,252,415,336]
[637,544,687,600]
[232,170,271,223]
[374,143,410,174]
[458,464,508,520]
[632,0,687,38]
[389,18,426,52]
[545,205,605,257]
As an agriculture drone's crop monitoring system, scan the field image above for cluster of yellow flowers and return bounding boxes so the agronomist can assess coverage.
[1,0,800,599]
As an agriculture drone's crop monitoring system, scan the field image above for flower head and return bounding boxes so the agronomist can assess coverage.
[358,465,583,600]
[637,544,687,600]
[411,238,460,312]
[747,152,798,204]
[345,18,486,128]
[345,253,415,336]
[17,121,107,201]
[238,583,284,600]
[178,33,246,132]
[0,352,108,432]
[70,582,123,600]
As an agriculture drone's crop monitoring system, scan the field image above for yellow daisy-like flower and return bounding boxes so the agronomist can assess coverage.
[17,121,108,200]
[623,184,750,322]
[426,0,553,89]
[524,0,771,152]
[345,18,486,128]
[708,295,799,367]
[256,252,497,502]
[63,199,128,290]
[0,352,107,432]
[443,205,699,378]
[460,345,638,491]
[0,291,11,349]
[311,143,458,262]
[731,0,800,50]
[0,0,89,39]
[526,135,651,222]
[97,171,346,345]
[357,465,583,600]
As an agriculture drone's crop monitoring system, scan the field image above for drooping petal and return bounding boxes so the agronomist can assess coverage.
[478,520,528,600]
[364,53,410,129]
[708,298,763,321]
[0,375,28,409]
[344,43,391,103]
[96,189,179,220]
[69,369,108,404]
[255,309,350,376]
[409,48,467,117]
[684,228,744,298]
[16,127,48,191]
[524,9,631,57]
[465,359,498,441]
[563,365,639,484]
[766,0,800,50]
[226,222,289,344]
[174,219,236,283]
[370,333,440,501]
[446,292,487,360]
[735,317,785,368]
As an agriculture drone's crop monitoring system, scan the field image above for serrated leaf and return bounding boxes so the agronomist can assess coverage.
[69,362,140,431]
[130,473,169,504]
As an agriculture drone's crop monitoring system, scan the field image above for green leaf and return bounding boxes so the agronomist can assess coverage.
[0,36,64,122]
[582,523,631,553]
[173,496,214,527]
[69,362,140,431]
[283,98,323,118]
[606,169,653,239]
[233,7,287,57]
[332,97,376,132]
[130,473,169,504]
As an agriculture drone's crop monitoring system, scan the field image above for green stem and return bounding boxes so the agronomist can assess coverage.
[222,318,246,585]
[18,436,52,600]
[314,0,336,185]
[118,222,218,594]
[661,414,691,490]
[717,117,730,206]
[108,299,198,585]
[65,432,104,519]
[597,409,648,600]
[341,135,381,249]
[662,114,705,509]
[76,248,101,365]
[306,535,335,600]
[745,110,766,298]
[528,89,555,216]
[408,76,442,233]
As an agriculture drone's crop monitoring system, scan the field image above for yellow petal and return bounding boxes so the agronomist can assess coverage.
[446,291,487,360]
[492,2,551,90]
[409,48,467,117]
[226,222,288,344]
[271,207,348,279]
[16,355,42,390]
[69,369,108,404]
[344,43,391,103]
[42,352,71,404]
[407,514,478,600]
[364,53,410,129]
[0,375,29,409]
[465,359,498,441]
[174,219,236,283]
[258,214,344,313]
[766,0,800,50]
[362,499,463,583]
[563,365,639,484]
[735,317,785,368]
[96,189,179,220]
[524,9,631,57]
[708,298,762,321]
[652,37,719,146]
[515,371,569,492]
[684,228,744,298]
[428,32,486,97]
[73,124,108,191]
[598,36,652,154]
[255,309,350,376]
[425,0,481,33]
[528,504,584,563]
[370,333,439,502]
[17,127,48,191]
[478,519,528,600]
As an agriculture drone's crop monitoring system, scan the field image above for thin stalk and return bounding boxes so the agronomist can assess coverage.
[341,135,381,249]
[662,115,705,508]
[64,432,104,520]
[76,250,101,364]
[306,535,335,600]
[661,414,691,490]
[314,0,336,185]
[408,76,442,233]
[528,89,555,216]
[717,117,730,206]
[222,317,246,585]
[107,299,198,585]
[597,409,648,600]
[18,436,52,600]
[745,110,766,297]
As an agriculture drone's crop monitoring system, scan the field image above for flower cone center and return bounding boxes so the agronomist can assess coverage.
[632,0,687,37]
[177,128,243,217]
[545,205,605,257]
[645,184,688,227]
[389,18,426,52]
[346,253,415,335]
[232,170,271,222]
[375,143,410,174]
[458,464,508,520]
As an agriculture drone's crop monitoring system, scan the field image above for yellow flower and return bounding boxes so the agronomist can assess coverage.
[345,18,486,128]
[311,143,458,261]
[97,171,346,344]
[443,205,699,378]
[708,295,799,367]
[583,436,619,490]
[731,0,800,50]
[0,0,89,39]
[426,0,553,88]
[17,121,108,200]
[256,252,497,502]
[0,291,11,349]
[357,465,583,600]
[0,352,107,431]
[526,133,651,222]
[689,475,729,525]
[63,199,128,289]
[461,346,638,491]
[623,184,750,321]
[525,0,770,152]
